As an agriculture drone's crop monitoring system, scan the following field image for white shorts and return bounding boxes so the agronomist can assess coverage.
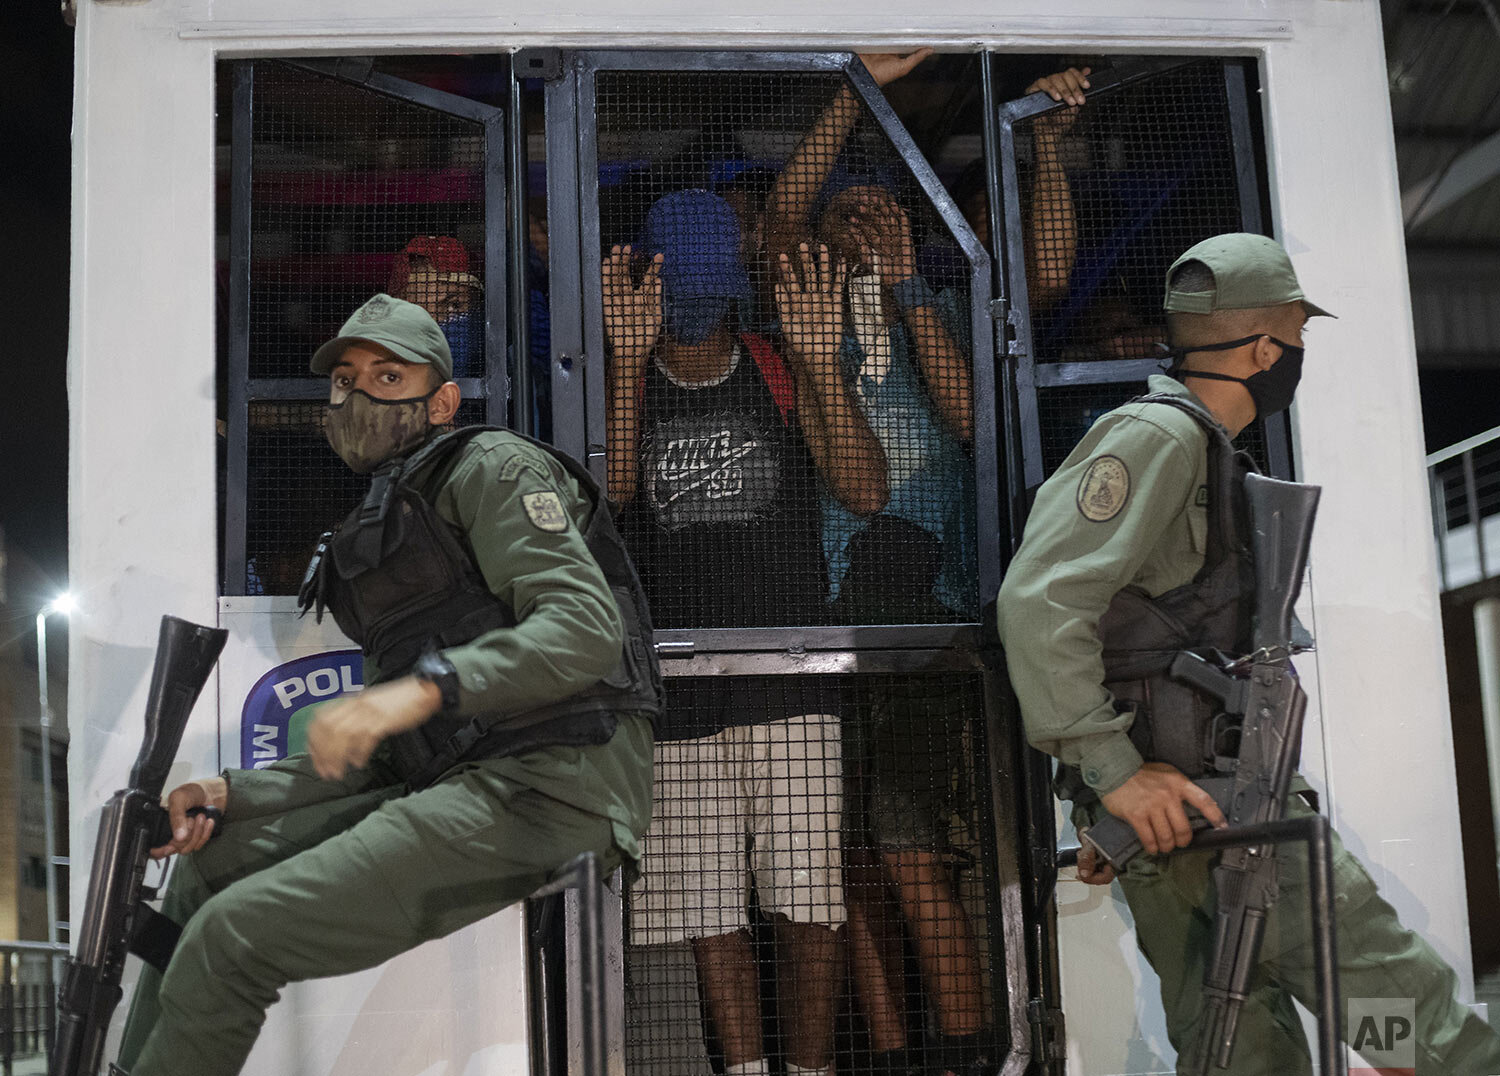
[630,713,845,945]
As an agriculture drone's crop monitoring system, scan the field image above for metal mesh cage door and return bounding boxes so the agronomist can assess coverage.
[567,53,999,650]
[223,59,506,596]
[540,50,1034,1076]
[992,57,1290,504]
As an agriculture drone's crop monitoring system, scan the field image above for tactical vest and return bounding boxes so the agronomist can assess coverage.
[1091,392,1257,782]
[299,426,663,788]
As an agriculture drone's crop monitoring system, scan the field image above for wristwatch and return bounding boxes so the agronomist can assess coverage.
[412,651,461,711]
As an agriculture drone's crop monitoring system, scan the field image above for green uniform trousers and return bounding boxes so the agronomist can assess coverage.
[1076,794,1500,1075]
[118,716,654,1076]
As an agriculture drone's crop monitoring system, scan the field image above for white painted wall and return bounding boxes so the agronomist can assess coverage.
[69,1,1472,1072]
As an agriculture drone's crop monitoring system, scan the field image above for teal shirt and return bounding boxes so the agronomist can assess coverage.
[997,375,1214,796]
[821,286,977,615]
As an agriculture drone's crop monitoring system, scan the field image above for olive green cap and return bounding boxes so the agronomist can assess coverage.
[1163,233,1334,319]
[310,293,454,381]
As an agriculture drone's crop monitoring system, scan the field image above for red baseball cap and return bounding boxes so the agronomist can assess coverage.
[388,235,482,296]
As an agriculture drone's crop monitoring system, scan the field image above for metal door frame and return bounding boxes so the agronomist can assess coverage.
[537,47,1040,1075]
[989,55,1292,504]
[543,48,1001,659]
[224,57,508,594]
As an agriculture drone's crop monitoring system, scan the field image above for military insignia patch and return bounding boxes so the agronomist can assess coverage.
[1195,485,1209,507]
[522,491,569,533]
[355,295,392,323]
[1076,455,1130,522]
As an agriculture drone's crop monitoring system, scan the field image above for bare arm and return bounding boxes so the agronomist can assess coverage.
[764,50,933,255]
[1024,68,1089,307]
[776,244,888,516]
[849,197,973,442]
[601,244,662,504]
[902,302,972,443]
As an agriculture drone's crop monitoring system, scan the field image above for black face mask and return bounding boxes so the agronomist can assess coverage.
[1161,335,1305,419]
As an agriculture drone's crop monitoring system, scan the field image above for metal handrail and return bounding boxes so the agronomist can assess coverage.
[1428,427,1500,591]
[1426,422,1500,467]
[0,942,65,1076]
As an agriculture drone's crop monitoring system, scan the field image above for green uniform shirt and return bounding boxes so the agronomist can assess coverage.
[997,375,1215,796]
[371,429,627,719]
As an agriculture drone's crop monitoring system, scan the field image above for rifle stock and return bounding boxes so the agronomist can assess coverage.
[51,616,227,1076]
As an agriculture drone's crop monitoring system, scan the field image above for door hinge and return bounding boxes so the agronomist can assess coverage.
[1029,998,1066,1062]
[990,297,1027,362]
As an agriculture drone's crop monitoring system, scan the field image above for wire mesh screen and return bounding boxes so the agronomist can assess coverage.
[247,62,489,380]
[595,69,981,630]
[626,672,1004,1076]
[1014,61,1241,366]
[1038,382,1270,476]
[1008,60,1277,481]
[242,399,486,595]
[228,60,497,595]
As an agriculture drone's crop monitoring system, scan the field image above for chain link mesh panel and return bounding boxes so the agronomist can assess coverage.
[626,672,1004,1076]
[1015,60,1241,367]
[595,69,981,630]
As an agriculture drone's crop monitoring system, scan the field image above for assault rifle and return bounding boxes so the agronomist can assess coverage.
[1079,472,1321,1073]
[52,615,228,1076]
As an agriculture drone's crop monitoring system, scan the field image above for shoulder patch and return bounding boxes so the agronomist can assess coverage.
[1076,455,1131,523]
[522,491,570,533]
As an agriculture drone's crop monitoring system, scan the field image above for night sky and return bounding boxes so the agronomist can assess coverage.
[0,11,1483,611]
[1,5,72,603]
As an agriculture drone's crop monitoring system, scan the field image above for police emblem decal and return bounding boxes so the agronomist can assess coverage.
[1077,455,1130,522]
[523,491,569,532]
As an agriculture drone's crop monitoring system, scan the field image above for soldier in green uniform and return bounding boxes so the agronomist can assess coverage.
[998,234,1500,1075]
[114,294,662,1076]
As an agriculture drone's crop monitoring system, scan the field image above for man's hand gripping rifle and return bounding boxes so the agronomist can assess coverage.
[1080,472,1321,1073]
[51,616,228,1076]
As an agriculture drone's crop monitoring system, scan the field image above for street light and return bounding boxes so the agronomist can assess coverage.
[36,592,72,954]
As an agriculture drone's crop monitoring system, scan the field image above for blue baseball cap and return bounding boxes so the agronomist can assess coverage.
[639,190,752,304]
[812,165,902,220]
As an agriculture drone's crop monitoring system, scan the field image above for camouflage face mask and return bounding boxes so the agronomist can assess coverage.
[324,388,436,474]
